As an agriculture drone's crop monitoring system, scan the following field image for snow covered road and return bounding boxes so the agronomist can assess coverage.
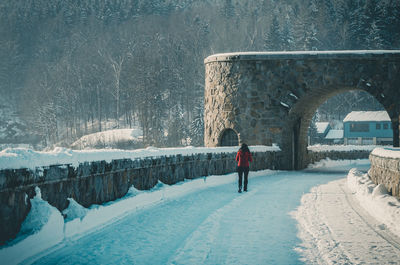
[28,170,345,265]
[294,179,400,264]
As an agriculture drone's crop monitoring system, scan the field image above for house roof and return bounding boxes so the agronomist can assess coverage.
[343,111,390,122]
[325,129,344,139]
[315,122,330,134]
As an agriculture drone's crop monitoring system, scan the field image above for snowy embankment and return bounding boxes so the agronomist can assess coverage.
[307,144,380,152]
[0,145,280,170]
[347,168,400,236]
[0,170,272,265]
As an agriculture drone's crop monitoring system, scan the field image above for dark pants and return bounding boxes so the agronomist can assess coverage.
[237,166,249,191]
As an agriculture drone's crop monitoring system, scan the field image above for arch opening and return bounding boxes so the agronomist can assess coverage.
[290,89,398,169]
[219,129,239,146]
[308,90,388,146]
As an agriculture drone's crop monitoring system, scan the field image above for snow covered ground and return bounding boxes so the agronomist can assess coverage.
[70,128,143,150]
[2,159,400,264]
[0,145,280,170]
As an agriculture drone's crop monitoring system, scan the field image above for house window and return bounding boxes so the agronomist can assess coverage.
[376,123,381,130]
[383,123,389,130]
[347,138,358,145]
[220,129,239,146]
[362,138,373,145]
[350,123,369,132]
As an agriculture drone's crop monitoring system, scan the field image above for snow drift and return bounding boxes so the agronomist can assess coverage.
[347,168,400,237]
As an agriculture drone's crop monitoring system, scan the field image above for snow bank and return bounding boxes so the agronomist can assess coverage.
[0,170,273,264]
[308,144,379,152]
[347,169,400,237]
[0,187,64,265]
[371,147,400,158]
[0,145,280,170]
[308,158,370,170]
[71,128,143,149]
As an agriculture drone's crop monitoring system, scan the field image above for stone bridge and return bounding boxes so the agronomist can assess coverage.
[204,51,400,169]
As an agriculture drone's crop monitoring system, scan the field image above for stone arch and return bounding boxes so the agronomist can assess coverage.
[204,51,400,170]
[219,128,239,146]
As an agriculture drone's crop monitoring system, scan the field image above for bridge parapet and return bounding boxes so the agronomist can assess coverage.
[307,150,371,165]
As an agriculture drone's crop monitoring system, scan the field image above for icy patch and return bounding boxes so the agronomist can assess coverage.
[347,169,400,236]
[0,187,64,265]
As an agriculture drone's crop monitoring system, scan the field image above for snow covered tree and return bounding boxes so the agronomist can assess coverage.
[190,103,204,146]
[2,0,400,149]
[281,13,294,51]
[264,14,282,51]
[366,21,384,49]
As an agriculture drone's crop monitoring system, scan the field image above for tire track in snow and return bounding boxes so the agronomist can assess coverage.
[167,186,261,264]
[339,183,400,251]
[294,185,352,265]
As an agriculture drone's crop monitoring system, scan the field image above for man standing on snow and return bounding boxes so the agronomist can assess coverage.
[236,143,253,193]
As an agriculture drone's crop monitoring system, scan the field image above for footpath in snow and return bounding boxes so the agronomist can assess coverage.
[1,168,346,265]
[294,167,400,264]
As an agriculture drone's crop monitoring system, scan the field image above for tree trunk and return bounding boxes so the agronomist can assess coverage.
[393,115,399,147]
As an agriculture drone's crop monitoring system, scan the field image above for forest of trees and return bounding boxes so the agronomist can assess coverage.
[0,0,399,148]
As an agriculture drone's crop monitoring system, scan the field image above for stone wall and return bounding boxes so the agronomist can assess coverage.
[307,150,371,165]
[0,151,281,245]
[368,153,400,198]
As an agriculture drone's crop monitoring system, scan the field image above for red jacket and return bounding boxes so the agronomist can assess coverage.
[236,150,253,167]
